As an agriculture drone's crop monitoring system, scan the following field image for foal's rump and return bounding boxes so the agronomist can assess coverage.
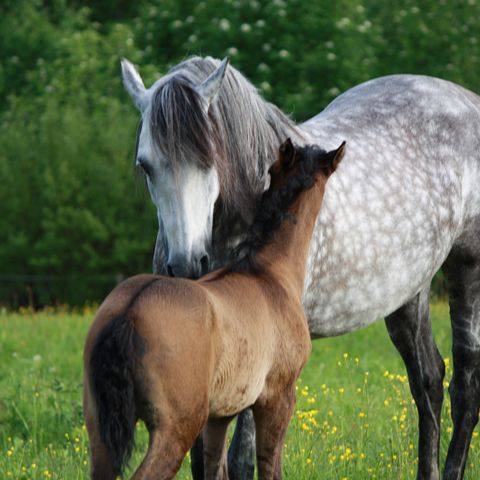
[84,275,215,475]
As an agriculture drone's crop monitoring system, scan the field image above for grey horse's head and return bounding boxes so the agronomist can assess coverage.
[122,58,229,278]
[122,56,300,279]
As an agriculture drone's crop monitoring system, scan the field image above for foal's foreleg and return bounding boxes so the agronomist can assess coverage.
[385,285,445,480]
[253,386,296,480]
[203,416,234,479]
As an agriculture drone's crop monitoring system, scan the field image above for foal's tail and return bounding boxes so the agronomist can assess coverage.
[89,313,140,476]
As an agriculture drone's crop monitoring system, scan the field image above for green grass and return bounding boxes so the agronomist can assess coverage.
[0,303,479,479]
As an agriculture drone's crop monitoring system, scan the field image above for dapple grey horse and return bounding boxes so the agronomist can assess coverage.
[121,56,480,480]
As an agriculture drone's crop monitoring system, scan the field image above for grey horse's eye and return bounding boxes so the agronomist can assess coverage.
[137,157,153,177]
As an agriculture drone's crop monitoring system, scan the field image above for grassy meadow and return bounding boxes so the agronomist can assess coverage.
[1,302,479,479]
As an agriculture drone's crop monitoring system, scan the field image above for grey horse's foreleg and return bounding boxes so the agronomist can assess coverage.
[385,285,445,480]
[228,408,256,480]
[443,242,480,480]
[190,435,205,480]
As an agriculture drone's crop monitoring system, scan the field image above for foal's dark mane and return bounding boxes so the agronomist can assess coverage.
[230,144,337,273]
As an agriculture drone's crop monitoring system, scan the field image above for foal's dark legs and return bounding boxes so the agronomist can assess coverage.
[253,385,296,480]
[385,286,445,480]
[203,416,233,479]
[443,235,480,480]
[191,409,256,480]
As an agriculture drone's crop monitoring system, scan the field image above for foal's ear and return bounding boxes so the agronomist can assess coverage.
[278,138,297,171]
[268,138,295,182]
[121,59,148,112]
[323,141,346,175]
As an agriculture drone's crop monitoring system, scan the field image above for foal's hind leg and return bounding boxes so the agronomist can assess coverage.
[84,379,117,480]
[132,425,193,480]
[385,285,445,480]
[443,235,480,480]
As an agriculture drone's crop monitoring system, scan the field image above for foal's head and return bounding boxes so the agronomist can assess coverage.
[269,138,345,190]
[230,138,345,272]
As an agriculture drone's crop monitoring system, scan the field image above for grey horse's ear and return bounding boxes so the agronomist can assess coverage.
[121,59,148,112]
[196,57,229,107]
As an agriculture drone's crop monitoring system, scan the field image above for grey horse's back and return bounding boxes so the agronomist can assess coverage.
[301,75,480,336]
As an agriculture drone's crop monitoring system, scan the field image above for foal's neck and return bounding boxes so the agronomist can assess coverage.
[257,180,326,298]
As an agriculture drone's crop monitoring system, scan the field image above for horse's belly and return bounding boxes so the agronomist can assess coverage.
[208,322,274,417]
[209,363,269,417]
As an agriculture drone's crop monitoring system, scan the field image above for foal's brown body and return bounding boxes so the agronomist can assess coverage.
[83,141,344,479]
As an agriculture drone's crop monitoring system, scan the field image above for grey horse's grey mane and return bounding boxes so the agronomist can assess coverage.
[148,56,303,221]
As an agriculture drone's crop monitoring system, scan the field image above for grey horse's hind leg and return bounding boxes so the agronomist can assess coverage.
[443,230,480,480]
[228,408,256,480]
[190,436,205,480]
[385,286,445,480]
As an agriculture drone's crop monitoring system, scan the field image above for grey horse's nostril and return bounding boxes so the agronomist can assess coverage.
[167,264,175,277]
[200,255,210,274]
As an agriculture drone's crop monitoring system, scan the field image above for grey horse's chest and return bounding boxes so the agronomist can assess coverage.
[299,75,480,336]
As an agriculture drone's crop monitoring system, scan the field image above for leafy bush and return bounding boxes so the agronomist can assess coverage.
[1,0,478,305]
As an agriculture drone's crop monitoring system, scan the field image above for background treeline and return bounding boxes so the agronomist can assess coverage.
[1,0,479,306]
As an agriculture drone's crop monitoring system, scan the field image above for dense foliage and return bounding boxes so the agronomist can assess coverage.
[1,0,478,305]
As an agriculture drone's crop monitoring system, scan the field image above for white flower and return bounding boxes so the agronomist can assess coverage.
[326,52,336,61]
[219,18,231,31]
[33,355,42,363]
[328,87,340,96]
[358,20,371,32]
[260,81,272,92]
[240,23,252,33]
[262,43,271,52]
[335,17,351,29]
[279,49,290,58]
[171,19,182,29]
[256,19,266,28]
[227,47,239,56]
[257,63,270,72]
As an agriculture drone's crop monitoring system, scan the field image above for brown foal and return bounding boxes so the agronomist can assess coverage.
[83,139,345,479]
